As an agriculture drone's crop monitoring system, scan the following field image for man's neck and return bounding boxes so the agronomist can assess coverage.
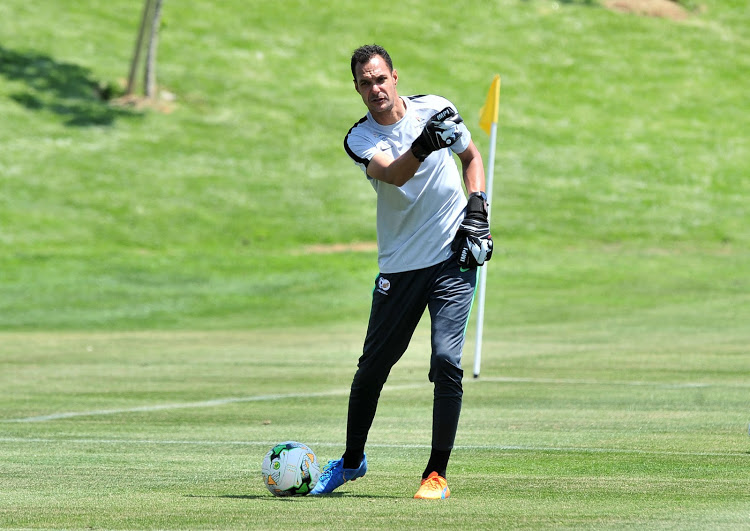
[372,96,406,126]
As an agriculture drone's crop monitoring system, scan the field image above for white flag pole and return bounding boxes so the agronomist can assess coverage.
[473,120,497,379]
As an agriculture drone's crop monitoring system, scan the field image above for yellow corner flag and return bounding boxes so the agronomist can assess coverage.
[473,73,501,379]
[478,74,501,135]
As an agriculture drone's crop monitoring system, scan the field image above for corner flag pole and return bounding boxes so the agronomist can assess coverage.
[474,74,501,379]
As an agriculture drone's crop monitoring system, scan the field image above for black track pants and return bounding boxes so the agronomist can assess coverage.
[345,256,477,456]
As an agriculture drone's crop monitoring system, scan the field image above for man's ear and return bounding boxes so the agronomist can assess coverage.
[393,69,398,85]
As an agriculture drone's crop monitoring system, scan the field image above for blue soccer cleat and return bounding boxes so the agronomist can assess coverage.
[309,454,367,495]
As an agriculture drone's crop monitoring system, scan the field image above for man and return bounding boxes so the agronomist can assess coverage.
[310,44,492,499]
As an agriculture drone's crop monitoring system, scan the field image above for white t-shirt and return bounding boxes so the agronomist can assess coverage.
[344,94,471,273]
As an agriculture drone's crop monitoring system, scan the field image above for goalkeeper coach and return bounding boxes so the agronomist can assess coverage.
[310,44,493,499]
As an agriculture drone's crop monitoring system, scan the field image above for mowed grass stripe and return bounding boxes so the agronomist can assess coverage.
[3,376,745,423]
[1,437,747,458]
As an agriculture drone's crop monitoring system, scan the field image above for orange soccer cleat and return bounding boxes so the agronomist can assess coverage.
[414,471,450,499]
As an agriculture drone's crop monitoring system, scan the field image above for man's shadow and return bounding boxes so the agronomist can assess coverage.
[0,45,142,126]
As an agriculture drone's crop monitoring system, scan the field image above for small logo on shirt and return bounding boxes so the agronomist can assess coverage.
[377,276,391,295]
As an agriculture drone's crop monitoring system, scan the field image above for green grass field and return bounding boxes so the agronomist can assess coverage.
[2,328,748,528]
[1,0,749,528]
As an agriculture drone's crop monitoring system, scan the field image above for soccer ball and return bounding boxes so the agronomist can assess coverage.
[261,441,320,496]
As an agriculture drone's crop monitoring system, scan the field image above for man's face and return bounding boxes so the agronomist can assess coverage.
[353,55,399,116]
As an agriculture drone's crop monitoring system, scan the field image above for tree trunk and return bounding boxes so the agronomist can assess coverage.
[144,0,164,99]
[126,0,153,96]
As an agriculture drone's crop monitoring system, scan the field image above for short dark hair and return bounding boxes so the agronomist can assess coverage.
[351,44,393,81]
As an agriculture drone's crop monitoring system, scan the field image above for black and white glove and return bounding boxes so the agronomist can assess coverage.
[452,192,493,269]
[410,107,464,162]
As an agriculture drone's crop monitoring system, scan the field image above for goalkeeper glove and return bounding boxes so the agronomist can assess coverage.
[452,192,493,269]
[411,107,464,162]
